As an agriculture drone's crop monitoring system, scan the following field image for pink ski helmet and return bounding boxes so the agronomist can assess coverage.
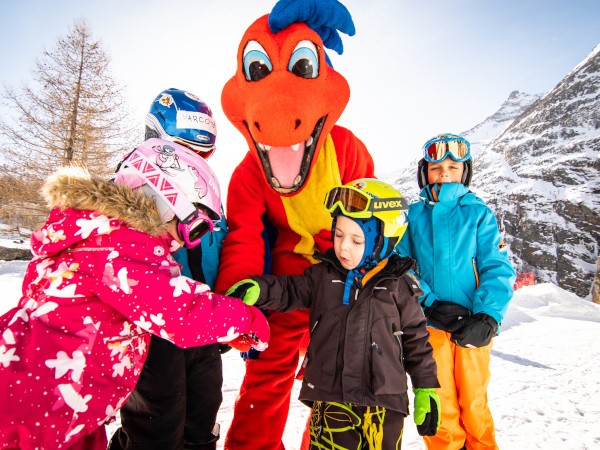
[115,138,222,226]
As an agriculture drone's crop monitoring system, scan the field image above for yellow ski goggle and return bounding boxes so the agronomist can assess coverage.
[324,186,407,219]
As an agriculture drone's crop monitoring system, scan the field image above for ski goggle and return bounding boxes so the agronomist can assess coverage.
[324,186,407,219]
[423,134,471,163]
[177,208,214,248]
[173,138,215,160]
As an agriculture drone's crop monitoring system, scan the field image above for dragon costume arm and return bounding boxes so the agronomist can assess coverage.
[215,156,268,293]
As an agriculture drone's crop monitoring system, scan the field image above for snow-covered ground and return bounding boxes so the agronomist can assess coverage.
[1,249,599,449]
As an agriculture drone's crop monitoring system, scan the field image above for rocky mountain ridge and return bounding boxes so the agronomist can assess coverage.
[388,44,600,300]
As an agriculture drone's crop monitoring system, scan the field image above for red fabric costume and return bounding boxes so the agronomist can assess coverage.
[216,14,374,450]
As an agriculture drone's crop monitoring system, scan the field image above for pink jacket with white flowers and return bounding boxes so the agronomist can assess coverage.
[0,167,262,450]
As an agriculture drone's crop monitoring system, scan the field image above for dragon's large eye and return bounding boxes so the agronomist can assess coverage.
[243,40,273,81]
[288,40,319,79]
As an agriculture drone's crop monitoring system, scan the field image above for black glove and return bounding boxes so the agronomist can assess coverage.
[451,313,498,348]
[424,300,471,333]
[219,344,233,354]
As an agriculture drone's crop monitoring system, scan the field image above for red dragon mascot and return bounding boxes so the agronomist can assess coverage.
[215,1,375,448]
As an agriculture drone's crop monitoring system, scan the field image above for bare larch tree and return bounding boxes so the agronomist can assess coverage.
[0,18,137,228]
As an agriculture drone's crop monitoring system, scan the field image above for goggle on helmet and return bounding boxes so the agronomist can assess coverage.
[324,178,408,241]
[145,88,217,159]
[417,133,473,189]
[114,138,222,248]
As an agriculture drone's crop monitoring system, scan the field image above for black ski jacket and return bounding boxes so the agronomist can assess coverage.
[252,249,439,415]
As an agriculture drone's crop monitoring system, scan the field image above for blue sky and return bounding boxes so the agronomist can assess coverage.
[1,0,598,181]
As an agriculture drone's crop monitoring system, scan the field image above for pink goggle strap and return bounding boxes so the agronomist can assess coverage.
[177,209,214,248]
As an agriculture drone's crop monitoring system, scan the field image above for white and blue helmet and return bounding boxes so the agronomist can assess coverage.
[145,88,217,159]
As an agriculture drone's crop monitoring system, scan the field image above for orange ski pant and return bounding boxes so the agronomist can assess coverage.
[225,309,309,450]
[424,328,498,450]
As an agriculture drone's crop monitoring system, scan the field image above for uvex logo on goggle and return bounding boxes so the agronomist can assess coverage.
[370,198,408,211]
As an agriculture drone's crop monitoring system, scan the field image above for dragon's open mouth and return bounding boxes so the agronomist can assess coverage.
[246,116,326,194]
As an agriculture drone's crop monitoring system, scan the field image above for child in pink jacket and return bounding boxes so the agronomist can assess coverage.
[0,138,269,450]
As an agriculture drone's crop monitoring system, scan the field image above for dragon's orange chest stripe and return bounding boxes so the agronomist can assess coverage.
[280,135,341,263]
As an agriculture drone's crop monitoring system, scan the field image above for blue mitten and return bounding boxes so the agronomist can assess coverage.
[268,0,355,65]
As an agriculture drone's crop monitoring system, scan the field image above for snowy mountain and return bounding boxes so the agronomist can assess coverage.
[385,91,542,203]
[476,44,600,299]
[464,90,544,155]
[387,44,600,300]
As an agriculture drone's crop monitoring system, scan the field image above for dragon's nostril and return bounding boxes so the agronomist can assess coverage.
[295,119,301,129]
[254,121,261,131]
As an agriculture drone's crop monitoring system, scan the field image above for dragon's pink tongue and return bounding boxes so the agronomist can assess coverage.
[267,143,306,188]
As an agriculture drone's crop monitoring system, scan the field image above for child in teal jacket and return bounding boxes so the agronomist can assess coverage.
[398,133,516,450]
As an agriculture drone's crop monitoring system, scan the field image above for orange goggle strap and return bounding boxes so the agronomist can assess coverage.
[173,138,216,160]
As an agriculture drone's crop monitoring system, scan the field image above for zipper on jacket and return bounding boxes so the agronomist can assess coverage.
[304,315,322,371]
[371,342,383,355]
[472,258,480,288]
[66,246,115,253]
[392,323,404,347]
[310,315,321,335]
[392,323,405,367]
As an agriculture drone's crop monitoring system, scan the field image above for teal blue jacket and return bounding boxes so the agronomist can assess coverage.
[174,213,228,289]
[398,183,516,326]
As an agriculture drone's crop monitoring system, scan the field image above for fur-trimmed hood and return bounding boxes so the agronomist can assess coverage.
[42,165,166,237]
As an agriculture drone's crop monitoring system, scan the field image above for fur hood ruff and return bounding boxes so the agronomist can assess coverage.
[42,165,166,236]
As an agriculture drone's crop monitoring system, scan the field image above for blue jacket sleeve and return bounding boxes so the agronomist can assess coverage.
[472,207,516,324]
[200,211,228,289]
[397,225,439,309]
[173,207,228,290]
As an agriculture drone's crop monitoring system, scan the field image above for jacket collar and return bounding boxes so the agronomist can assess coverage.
[42,166,166,236]
[420,182,471,205]
[315,249,413,281]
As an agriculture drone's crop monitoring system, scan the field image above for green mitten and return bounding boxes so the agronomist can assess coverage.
[226,279,261,305]
[413,388,441,436]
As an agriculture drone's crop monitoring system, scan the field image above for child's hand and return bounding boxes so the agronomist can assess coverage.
[243,305,271,351]
[226,279,261,305]
[228,334,268,353]
[451,313,498,348]
[413,388,441,436]
[217,305,270,352]
[424,300,471,333]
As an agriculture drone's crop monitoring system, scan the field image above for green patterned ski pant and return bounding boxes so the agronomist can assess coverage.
[309,401,405,450]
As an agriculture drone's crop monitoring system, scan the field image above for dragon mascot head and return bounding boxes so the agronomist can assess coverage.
[222,0,355,194]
